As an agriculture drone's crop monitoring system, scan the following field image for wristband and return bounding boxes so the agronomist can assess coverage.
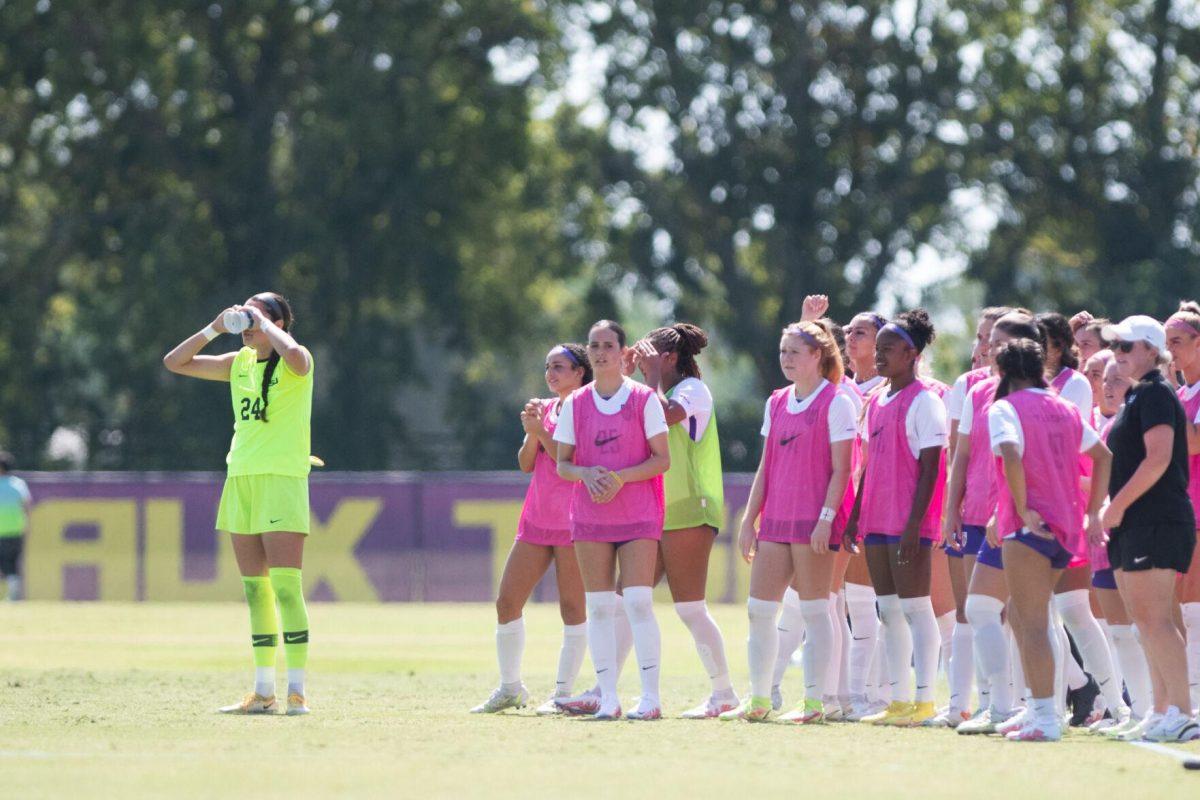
[201,324,219,342]
[818,506,836,523]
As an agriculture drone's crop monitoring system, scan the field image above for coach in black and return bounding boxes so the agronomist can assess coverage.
[1101,315,1198,741]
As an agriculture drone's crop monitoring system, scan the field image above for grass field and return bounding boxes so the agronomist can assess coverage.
[0,602,1197,799]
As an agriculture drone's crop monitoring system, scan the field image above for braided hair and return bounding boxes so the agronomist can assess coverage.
[647,323,709,379]
[995,338,1049,399]
[249,292,294,423]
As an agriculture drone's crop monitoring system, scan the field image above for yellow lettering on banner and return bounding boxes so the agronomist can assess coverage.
[305,498,382,601]
[452,500,523,594]
[27,500,137,601]
[143,499,242,601]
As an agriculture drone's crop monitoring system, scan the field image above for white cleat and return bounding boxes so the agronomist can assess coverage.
[554,688,602,716]
[218,693,277,715]
[680,694,739,719]
[1142,709,1200,742]
[994,708,1030,737]
[470,684,529,714]
[1005,716,1062,742]
[535,697,565,716]
[1108,713,1159,741]
[844,695,874,723]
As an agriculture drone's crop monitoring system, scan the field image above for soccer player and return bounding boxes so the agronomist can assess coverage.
[629,324,738,719]
[553,320,670,721]
[987,337,1111,742]
[163,293,315,716]
[844,309,948,727]
[471,344,592,715]
[1165,302,1200,716]
[723,320,856,723]
[0,452,31,601]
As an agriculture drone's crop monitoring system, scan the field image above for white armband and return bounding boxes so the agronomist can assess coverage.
[819,506,836,523]
[201,324,219,342]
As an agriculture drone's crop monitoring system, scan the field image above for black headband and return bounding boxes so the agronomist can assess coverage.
[254,294,286,326]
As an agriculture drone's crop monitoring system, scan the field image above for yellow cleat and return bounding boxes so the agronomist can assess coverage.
[891,701,937,727]
[218,693,277,715]
[865,701,915,725]
[286,693,310,716]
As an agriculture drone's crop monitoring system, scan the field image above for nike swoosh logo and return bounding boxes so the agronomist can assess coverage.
[1134,556,1149,564]
[269,518,283,524]
[595,668,608,674]
[871,429,884,438]
[917,685,929,690]
[284,632,308,644]
[594,435,621,447]
[780,434,799,446]
[641,665,656,671]
[852,636,870,641]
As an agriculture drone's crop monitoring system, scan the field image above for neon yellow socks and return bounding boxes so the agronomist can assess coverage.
[242,576,278,696]
[269,567,309,694]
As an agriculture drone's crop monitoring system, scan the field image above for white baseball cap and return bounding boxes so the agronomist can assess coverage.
[1102,315,1166,351]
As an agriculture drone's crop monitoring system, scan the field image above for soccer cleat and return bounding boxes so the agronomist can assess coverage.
[780,697,825,724]
[1067,675,1101,727]
[554,688,602,716]
[822,696,847,722]
[1142,709,1200,742]
[470,684,529,714]
[719,696,773,722]
[1107,713,1158,741]
[994,708,1030,737]
[626,704,663,721]
[1005,716,1062,742]
[218,693,277,715]
[286,693,309,716]
[925,707,971,728]
[957,707,1011,735]
[865,701,916,726]
[680,695,739,719]
[844,695,875,722]
[535,697,565,716]
[890,701,937,727]
[593,705,622,721]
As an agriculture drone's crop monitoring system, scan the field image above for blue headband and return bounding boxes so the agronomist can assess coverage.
[881,322,917,349]
[549,346,580,367]
[783,324,820,349]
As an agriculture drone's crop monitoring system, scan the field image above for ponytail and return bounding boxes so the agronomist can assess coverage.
[648,323,709,379]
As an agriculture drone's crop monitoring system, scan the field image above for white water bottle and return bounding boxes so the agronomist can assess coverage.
[222,309,253,334]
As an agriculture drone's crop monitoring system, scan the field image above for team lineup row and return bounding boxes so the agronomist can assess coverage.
[471,299,1200,745]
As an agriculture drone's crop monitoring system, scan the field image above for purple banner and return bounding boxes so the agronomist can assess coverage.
[22,472,754,602]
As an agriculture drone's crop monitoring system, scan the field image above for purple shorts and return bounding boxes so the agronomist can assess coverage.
[977,540,1004,570]
[863,533,933,549]
[946,525,987,559]
[1003,529,1074,570]
[1091,567,1117,590]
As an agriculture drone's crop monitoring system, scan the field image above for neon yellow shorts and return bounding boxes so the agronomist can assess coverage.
[216,474,310,535]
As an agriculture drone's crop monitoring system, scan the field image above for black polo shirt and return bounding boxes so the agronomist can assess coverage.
[1107,369,1195,530]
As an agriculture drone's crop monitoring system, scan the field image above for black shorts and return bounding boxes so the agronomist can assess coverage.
[0,536,22,576]
[1107,524,1196,574]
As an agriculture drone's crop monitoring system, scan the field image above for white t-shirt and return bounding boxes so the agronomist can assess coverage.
[861,386,949,459]
[839,380,864,416]
[946,370,979,422]
[760,379,859,443]
[956,379,994,437]
[987,389,1100,456]
[1181,381,1200,424]
[669,377,713,442]
[1054,369,1093,417]
[553,378,670,446]
[855,375,885,396]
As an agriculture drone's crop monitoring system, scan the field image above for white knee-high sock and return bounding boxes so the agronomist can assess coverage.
[555,623,588,697]
[675,600,734,694]
[613,593,634,679]
[949,621,975,713]
[800,599,835,702]
[1053,613,1071,717]
[827,592,849,699]
[496,618,525,687]
[1055,589,1124,714]
[622,587,661,707]
[747,597,781,699]
[836,592,852,699]
[845,582,879,699]
[1111,623,1152,718]
[772,589,805,690]
[1100,619,1123,693]
[901,596,941,704]
[877,594,914,703]
[966,595,1012,713]
[1182,603,1200,714]
[1010,626,1027,705]
[585,592,619,709]
[937,611,956,676]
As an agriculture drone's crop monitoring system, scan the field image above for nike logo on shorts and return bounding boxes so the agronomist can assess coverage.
[1134,556,1149,564]
[269,518,283,524]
